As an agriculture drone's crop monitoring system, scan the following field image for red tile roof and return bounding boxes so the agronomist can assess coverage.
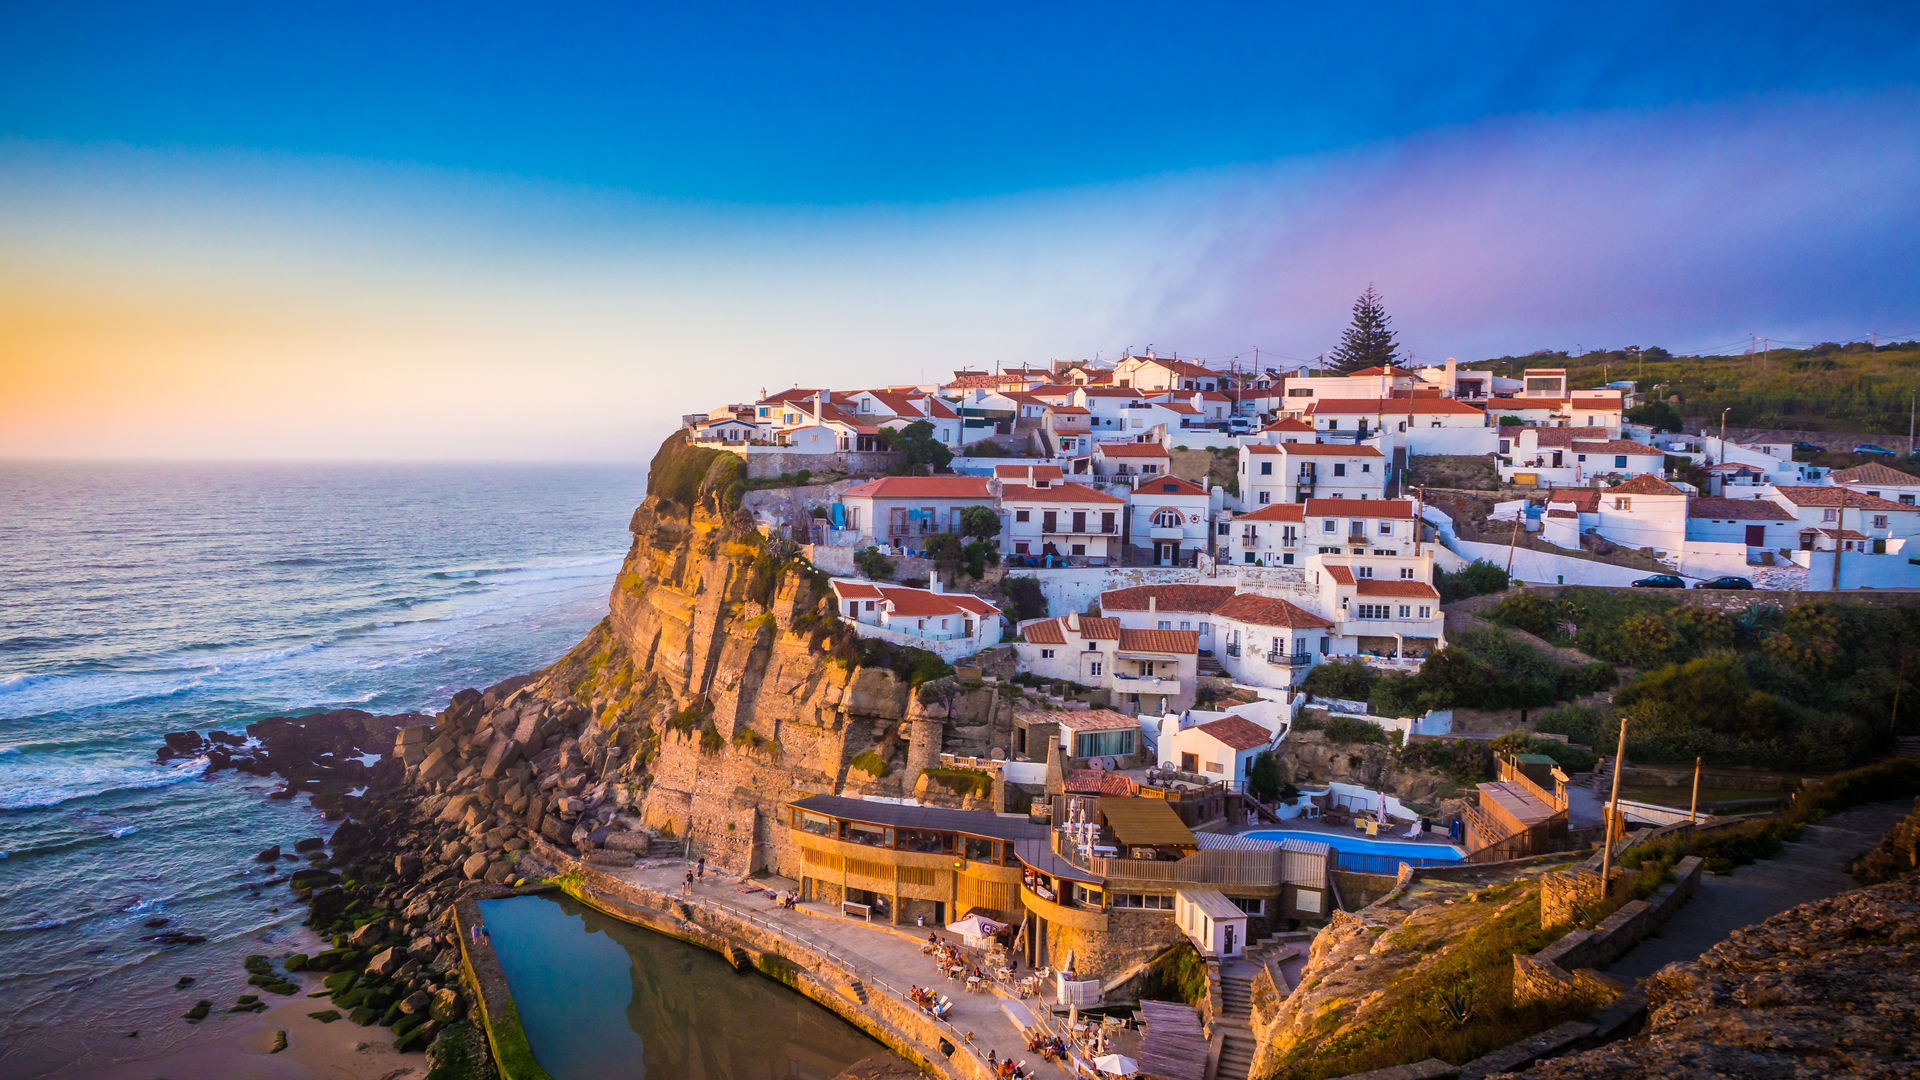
[840,476,994,499]
[1098,584,1239,613]
[1097,442,1171,457]
[1020,617,1067,644]
[1831,462,1920,486]
[1686,498,1794,521]
[1570,439,1661,455]
[1261,418,1316,432]
[1132,477,1209,497]
[1607,474,1686,496]
[876,585,1002,618]
[1546,487,1602,513]
[1355,579,1440,600]
[1305,397,1486,416]
[1325,565,1356,584]
[831,581,884,600]
[1023,615,1121,642]
[1049,708,1138,731]
[1235,503,1306,522]
[1523,426,1615,447]
[994,464,1064,481]
[1116,628,1199,654]
[1000,482,1125,505]
[1303,498,1415,518]
[1771,486,1914,511]
[1211,593,1334,629]
[1195,716,1271,752]
[1245,443,1385,457]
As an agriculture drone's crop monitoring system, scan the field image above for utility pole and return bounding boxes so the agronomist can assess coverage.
[1689,756,1701,824]
[1599,718,1629,896]
[1505,508,1523,578]
[1719,408,1730,467]
[1909,391,1914,457]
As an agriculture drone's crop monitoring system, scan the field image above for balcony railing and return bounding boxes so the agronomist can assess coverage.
[1110,673,1181,694]
[1265,651,1314,667]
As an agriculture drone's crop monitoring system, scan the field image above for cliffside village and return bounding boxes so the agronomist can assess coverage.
[650,353,1920,1079]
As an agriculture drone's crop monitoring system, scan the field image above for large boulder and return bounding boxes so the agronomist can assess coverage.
[366,947,402,979]
[460,852,489,880]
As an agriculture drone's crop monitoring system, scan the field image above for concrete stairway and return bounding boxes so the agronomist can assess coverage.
[1215,964,1259,1080]
[1197,653,1227,678]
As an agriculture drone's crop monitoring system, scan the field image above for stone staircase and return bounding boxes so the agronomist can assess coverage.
[1895,736,1920,762]
[725,944,752,971]
[847,978,870,1005]
[1197,653,1227,678]
[1587,756,1615,794]
[1215,965,1259,1080]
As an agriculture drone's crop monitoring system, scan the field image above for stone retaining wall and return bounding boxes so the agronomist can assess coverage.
[525,840,992,1080]
[1531,856,1703,976]
[453,895,555,1080]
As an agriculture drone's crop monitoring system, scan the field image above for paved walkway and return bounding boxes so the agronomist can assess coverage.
[612,860,1079,1078]
[1604,800,1910,983]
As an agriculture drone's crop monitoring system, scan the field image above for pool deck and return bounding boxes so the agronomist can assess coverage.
[1231,815,1466,854]
[607,858,1081,1079]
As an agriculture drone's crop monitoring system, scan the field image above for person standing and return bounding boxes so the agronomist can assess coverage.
[696,855,706,881]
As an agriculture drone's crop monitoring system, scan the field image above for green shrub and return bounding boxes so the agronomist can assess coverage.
[1002,575,1047,624]
[853,546,896,580]
[1322,715,1393,745]
[1301,659,1378,701]
[1435,561,1510,603]
[920,766,993,798]
[850,751,890,778]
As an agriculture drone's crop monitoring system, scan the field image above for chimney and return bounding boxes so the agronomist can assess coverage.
[1066,611,1079,633]
[812,391,824,423]
[1147,594,1158,615]
[928,576,943,595]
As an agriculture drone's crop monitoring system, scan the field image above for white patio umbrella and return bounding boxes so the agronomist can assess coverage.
[1094,1053,1138,1075]
[946,913,1006,946]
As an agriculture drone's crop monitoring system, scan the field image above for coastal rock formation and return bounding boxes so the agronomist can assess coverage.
[397,434,1023,878]
[1501,873,1920,1079]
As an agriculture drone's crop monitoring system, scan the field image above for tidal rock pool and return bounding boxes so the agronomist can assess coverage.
[478,893,887,1079]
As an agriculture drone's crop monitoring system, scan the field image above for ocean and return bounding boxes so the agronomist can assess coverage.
[0,461,646,1074]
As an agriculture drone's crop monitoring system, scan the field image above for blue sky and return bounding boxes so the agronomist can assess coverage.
[2,2,1918,459]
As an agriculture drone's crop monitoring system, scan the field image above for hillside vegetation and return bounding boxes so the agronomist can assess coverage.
[1486,590,1919,770]
[1476,340,1920,435]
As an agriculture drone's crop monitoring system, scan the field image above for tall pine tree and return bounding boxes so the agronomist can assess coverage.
[1329,284,1401,374]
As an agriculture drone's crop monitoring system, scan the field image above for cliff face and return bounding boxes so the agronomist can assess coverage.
[404,435,1018,878]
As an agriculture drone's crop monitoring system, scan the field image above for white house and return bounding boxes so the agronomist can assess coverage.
[1830,463,1920,506]
[1176,888,1250,959]
[1113,354,1222,393]
[829,579,1003,661]
[1092,441,1172,482]
[1684,497,1798,550]
[1000,481,1127,565]
[1316,559,1445,662]
[1099,583,1238,653]
[1224,503,1307,567]
[1211,592,1343,690]
[1239,443,1388,509]
[1301,498,1420,557]
[836,475,997,549]
[1157,714,1274,789]
[1126,476,1213,567]
[1041,406,1093,457]
[1303,396,1488,440]
[1499,428,1665,487]
[1014,615,1197,715]
[1767,486,1920,546]
[1591,474,1690,557]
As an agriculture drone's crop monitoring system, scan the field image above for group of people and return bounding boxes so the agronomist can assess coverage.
[906,984,953,1019]
[983,1049,1032,1077]
[1027,1031,1073,1062]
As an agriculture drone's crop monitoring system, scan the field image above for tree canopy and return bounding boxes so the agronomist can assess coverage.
[1330,285,1402,374]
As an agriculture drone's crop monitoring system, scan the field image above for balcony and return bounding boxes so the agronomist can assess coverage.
[1110,673,1181,695]
[1346,531,1368,544]
[1265,651,1314,667]
[1149,525,1185,541]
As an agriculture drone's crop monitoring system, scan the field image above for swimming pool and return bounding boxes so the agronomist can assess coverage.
[1244,828,1465,874]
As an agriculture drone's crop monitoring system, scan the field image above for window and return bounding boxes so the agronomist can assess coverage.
[1258,492,1271,505]
[1014,542,1030,555]
[1322,519,1337,533]
[1217,522,1230,535]
[1071,543,1086,555]
[1399,605,1411,618]
[1180,620,1192,631]
[1379,521,1393,535]
[1243,551,1255,564]
[1157,620,1171,630]
[1361,463,1372,473]
[1400,567,1415,579]
[1229,896,1265,916]
[1072,884,1104,907]
[1333,463,1347,477]
[1356,603,1391,619]
[1615,455,1628,468]
[1087,641,1098,651]
[1419,605,1432,617]
[1614,497,1631,511]
[1875,515,1890,529]
[1358,566,1373,578]
[1090,661,1103,676]
[1073,728,1134,757]
[797,811,834,836]
[1283,553,1295,565]
[1822,508,1838,522]
[1260,461,1273,476]
[1152,508,1182,528]
[1903,495,1915,505]
[1015,509,1030,522]
[1113,893,1174,910]
[964,836,996,861]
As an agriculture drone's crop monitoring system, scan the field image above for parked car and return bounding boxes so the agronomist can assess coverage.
[1226,416,1252,433]
[1853,443,1895,456]
[1694,576,1754,590]
[1630,574,1686,588]
[1792,441,1825,455]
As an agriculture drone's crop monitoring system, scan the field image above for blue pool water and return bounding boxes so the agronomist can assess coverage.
[1245,828,1465,874]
